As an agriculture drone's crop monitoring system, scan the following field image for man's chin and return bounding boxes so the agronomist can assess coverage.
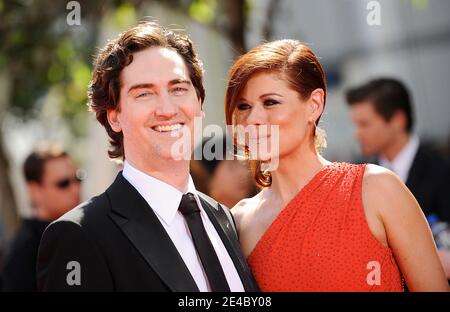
[156,150,193,162]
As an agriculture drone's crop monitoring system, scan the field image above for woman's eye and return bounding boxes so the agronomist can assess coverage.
[263,99,279,106]
[237,103,251,110]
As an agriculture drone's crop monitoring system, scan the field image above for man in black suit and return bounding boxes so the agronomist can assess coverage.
[346,78,450,223]
[36,22,258,292]
[2,144,81,291]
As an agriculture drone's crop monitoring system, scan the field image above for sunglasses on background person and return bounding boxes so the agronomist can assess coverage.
[54,176,83,190]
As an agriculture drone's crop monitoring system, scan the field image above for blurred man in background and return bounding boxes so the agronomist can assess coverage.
[208,159,256,208]
[191,138,257,208]
[1,144,81,291]
[346,78,450,223]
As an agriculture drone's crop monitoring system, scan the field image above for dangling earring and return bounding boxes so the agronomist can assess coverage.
[231,114,244,160]
[314,122,327,152]
[233,126,247,160]
[260,162,271,174]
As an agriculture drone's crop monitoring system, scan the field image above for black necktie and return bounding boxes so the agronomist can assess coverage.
[178,193,231,292]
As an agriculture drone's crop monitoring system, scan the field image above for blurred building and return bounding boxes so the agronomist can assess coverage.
[246,0,450,161]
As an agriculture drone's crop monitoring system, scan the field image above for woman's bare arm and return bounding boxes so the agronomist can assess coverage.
[363,164,449,291]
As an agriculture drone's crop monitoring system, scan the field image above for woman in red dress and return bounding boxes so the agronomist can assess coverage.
[225,39,449,291]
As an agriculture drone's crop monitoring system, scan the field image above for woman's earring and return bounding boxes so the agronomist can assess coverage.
[260,162,271,174]
[314,123,327,152]
[233,125,247,160]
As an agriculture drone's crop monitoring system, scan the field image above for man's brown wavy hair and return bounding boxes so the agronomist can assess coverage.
[87,22,205,159]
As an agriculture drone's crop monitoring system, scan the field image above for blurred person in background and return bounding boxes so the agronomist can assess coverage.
[1,144,81,291]
[346,78,450,223]
[208,158,257,208]
[191,138,257,208]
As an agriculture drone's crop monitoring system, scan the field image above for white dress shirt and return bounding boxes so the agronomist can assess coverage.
[122,161,244,292]
[380,135,419,183]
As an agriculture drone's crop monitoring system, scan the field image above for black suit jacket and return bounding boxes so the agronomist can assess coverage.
[373,144,450,222]
[404,145,450,222]
[36,172,259,292]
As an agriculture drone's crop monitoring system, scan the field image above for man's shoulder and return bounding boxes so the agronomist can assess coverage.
[11,219,44,242]
[4,219,43,259]
[50,192,111,230]
[40,192,116,253]
[414,143,450,174]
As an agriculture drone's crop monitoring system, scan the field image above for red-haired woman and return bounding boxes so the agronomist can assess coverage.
[225,39,449,292]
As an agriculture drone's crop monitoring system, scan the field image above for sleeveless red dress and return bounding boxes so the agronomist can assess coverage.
[247,162,403,292]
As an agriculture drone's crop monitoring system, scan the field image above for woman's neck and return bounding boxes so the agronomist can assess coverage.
[268,143,331,207]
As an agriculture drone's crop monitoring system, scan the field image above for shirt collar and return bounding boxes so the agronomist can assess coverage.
[122,160,200,226]
[380,135,419,182]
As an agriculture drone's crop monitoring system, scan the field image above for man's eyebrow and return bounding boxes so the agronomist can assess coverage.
[168,79,192,86]
[127,83,154,94]
[127,80,191,94]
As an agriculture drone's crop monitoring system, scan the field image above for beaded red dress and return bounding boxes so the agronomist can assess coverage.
[247,163,403,291]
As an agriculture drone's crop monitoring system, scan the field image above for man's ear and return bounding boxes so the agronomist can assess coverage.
[309,88,325,123]
[391,110,407,131]
[107,109,122,132]
[27,182,42,207]
[198,95,205,118]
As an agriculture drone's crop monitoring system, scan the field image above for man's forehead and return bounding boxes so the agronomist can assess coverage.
[44,157,74,173]
[352,101,377,113]
[121,47,189,86]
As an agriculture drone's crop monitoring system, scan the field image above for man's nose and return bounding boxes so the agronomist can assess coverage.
[155,92,178,118]
[72,180,81,192]
[355,127,363,140]
[71,182,81,200]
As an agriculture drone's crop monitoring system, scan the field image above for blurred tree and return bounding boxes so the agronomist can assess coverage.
[162,0,250,55]
[0,0,251,242]
[262,0,280,41]
[0,0,146,243]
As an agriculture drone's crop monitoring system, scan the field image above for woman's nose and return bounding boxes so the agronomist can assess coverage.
[245,105,267,126]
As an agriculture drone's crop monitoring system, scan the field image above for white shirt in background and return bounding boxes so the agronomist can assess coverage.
[379,135,420,183]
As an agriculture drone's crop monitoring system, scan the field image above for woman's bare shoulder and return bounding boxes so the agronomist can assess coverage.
[231,191,264,227]
[362,163,417,217]
[362,164,406,200]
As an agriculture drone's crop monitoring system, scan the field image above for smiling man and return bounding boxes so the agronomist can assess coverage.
[36,22,258,292]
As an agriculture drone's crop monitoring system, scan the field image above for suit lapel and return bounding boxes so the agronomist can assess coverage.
[199,195,259,292]
[107,173,199,292]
